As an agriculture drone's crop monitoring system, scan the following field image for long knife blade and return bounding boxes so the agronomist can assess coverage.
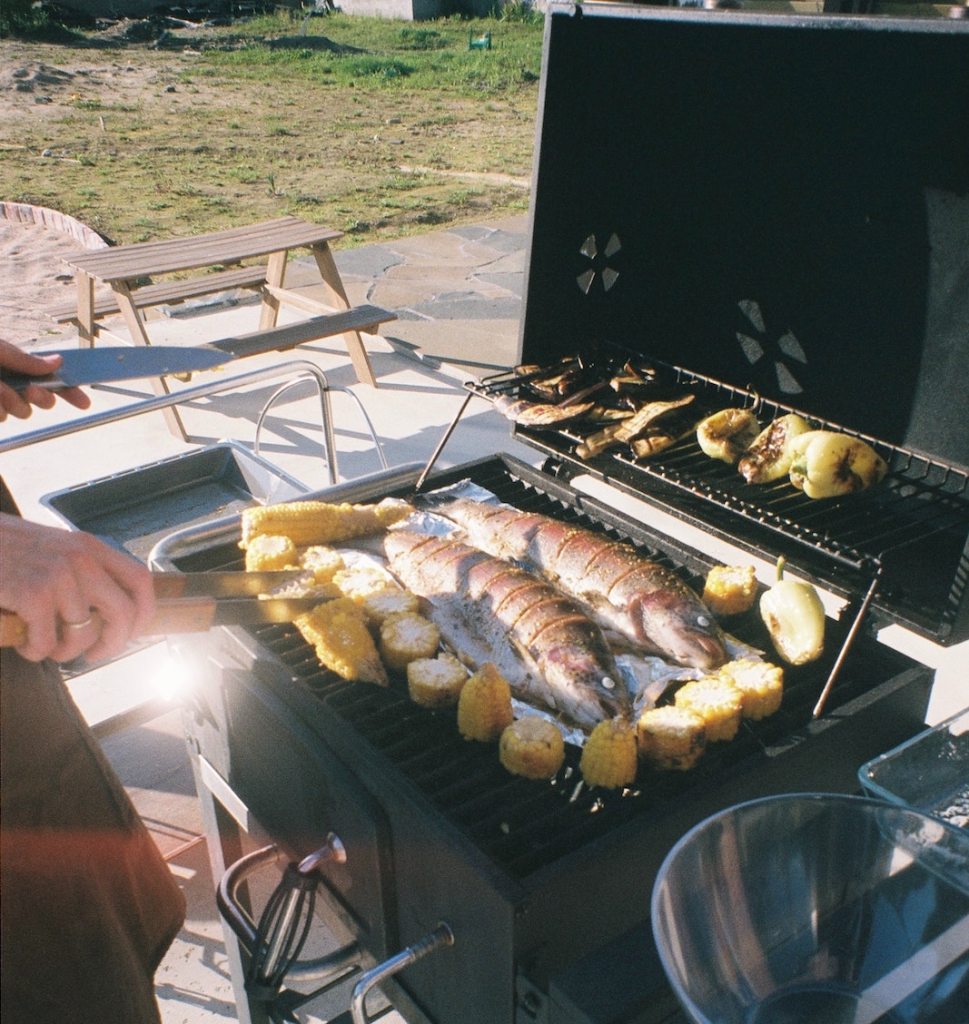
[1,345,229,392]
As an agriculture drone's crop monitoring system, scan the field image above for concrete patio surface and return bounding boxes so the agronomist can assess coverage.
[1,213,965,1024]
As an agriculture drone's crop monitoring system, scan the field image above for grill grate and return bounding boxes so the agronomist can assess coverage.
[176,462,915,880]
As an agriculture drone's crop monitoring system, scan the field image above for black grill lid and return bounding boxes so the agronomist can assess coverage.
[521,4,969,468]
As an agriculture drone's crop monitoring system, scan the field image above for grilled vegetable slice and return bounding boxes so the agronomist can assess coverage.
[379,612,441,672]
[674,676,743,742]
[499,717,566,780]
[696,408,761,464]
[457,663,514,742]
[407,654,469,709]
[579,719,638,789]
[244,533,298,572]
[738,413,812,484]
[493,394,596,427]
[759,557,825,666]
[575,395,695,460]
[702,564,758,617]
[629,431,681,459]
[636,705,707,771]
[719,658,784,720]
[241,497,412,548]
[295,597,388,686]
[788,430,888,499]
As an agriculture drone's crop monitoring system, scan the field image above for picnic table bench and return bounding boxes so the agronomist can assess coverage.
[50,217,393,438]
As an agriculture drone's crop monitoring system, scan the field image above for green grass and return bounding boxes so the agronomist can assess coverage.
[202,13,543,95]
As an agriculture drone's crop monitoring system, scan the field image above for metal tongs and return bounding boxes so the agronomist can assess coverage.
[0,570,319,648]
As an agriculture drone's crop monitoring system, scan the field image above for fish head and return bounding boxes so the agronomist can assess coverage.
[540,644,629,730]
[634,591,727,670]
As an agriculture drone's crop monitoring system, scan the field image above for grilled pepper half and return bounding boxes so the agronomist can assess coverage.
[759,558,825,666]
[788,430,888,499]
[738,414,812,484]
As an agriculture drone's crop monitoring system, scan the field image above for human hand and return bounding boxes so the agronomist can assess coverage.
[0,514,156,663]
[0,339,91,422]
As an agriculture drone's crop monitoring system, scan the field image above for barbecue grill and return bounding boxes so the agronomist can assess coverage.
[151,5,968,1023]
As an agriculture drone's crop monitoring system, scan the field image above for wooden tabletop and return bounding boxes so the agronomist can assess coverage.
[64,217,344,283]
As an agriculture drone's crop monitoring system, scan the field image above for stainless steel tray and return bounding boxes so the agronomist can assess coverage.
[41,441,307,562]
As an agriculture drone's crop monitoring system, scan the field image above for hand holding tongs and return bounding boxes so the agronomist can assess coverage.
[0,570,318,648]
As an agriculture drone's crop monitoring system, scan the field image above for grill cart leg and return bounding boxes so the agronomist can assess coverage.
[187,751,268,1024]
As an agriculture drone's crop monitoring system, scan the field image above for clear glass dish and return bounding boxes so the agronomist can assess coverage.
[859,708,969,830]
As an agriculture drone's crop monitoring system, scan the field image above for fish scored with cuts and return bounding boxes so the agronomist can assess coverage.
[432,499,727,671]
[383,530,630,732]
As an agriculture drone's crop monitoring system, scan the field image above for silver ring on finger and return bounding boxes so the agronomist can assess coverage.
[62,614,94,631]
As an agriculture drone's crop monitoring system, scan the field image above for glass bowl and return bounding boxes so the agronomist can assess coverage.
[650,792,969,1024]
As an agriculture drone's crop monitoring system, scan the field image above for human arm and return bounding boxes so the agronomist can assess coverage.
[0,339,91,422]
[0,514,156,663]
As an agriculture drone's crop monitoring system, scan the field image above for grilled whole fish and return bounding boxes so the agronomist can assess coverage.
[430,499,727,671]
[383,530,630,731]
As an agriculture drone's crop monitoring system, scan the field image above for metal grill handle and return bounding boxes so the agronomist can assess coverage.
[349,923,455,1024]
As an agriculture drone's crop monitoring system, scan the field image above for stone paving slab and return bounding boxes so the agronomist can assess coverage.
[284,214,527,374]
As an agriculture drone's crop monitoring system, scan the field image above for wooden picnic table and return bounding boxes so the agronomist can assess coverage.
[59,217,378,384]
[51,216,392,438]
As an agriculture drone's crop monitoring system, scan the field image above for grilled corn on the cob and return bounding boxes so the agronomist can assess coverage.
[299,545,345,584]
[360,586,420,627]
[579,719,638,789]
[295,598,388,686]
[241,497,412,548]
[244,533,298,572]
[719,658,784,720]
[636,705,707,771]
[499,717,566,780]
[702,564,758,617]
[407,654,469,709]
[674,676,743,742]
[457,663,514,742]
[379,612,441,672]
[330,562,422,627]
